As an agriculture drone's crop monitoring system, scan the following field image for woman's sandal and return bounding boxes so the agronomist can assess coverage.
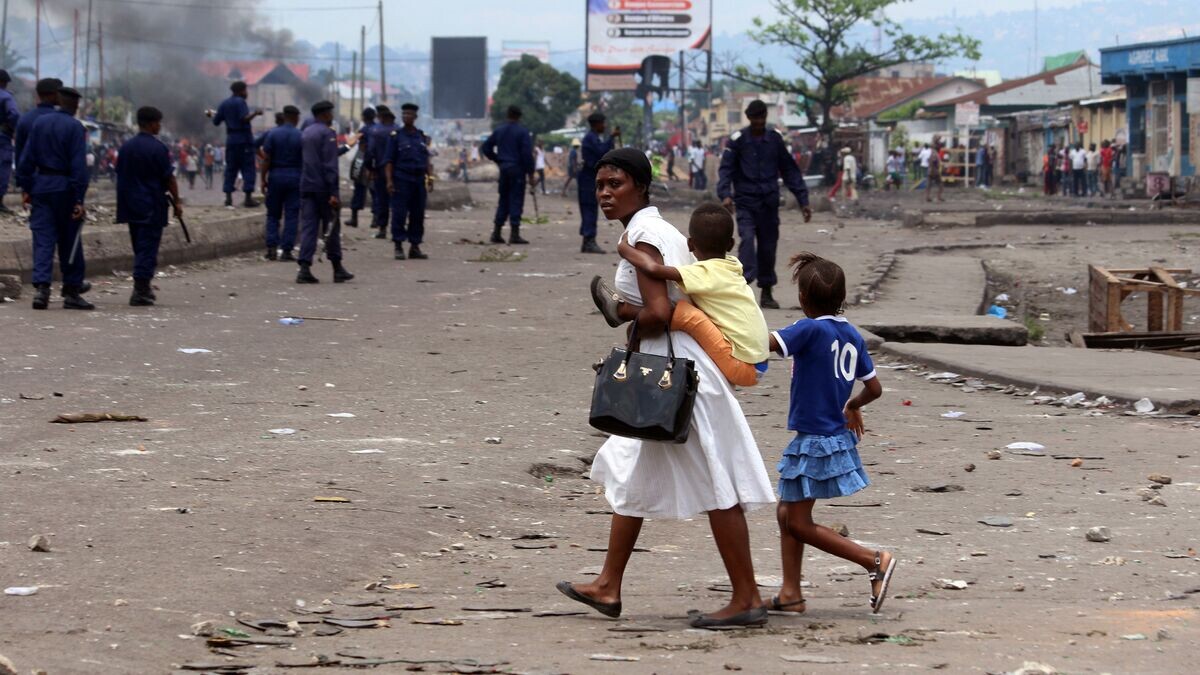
[766,595,807,615]
[555,580,622,618]
[868,550,897,614]
[687,606,768,629]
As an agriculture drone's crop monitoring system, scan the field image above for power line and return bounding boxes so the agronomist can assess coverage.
[93,0,376,11]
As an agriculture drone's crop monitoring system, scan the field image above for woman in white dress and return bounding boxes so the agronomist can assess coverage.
[557,148,777,628]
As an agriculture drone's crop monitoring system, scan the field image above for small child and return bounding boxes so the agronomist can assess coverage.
[765,252,896,615]
[610,202,768,386]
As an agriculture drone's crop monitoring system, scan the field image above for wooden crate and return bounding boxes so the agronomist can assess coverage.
[1087,265,1200,333]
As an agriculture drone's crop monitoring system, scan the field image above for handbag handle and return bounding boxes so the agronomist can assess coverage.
[622,304,678,366]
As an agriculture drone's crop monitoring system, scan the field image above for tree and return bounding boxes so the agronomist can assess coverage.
[490,55,581,135]
[730,0,980,146]
[586,91,644,146]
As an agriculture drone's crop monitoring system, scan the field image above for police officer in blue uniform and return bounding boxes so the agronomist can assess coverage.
[296,100,353,285]
[116,106,183,307]
[482,105,534,245]
[578,112,619,254]
[14,78,61,214]
[17,87,92,310]
[717,99,812,309]
[209,81,262,208]
[348,107,376,228]
[385,103,432,261]
[366,105,396,239]
[0,69,21,215]
[261,105,303,262]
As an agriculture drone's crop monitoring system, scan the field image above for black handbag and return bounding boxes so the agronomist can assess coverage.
[589,318,699,443]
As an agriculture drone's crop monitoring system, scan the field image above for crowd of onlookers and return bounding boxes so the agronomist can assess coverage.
[1042,140,1125,198]
[84,137,223,190]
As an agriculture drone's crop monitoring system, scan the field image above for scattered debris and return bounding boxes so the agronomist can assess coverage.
[484,437,502,444]
[3,587,38,596]
[590,654,640,662]
[1148,474,1172,485]
[176,348,213,354]
[1086,526,1112,543]
[963,463,976,472]
[1070,458,1084,468]
[51,412,147,424]
[1147,496,1167,507]
[941,411,966,418]
[933,579,969,590]
[1134,398,1156,414]
[1006,442,1045,455]
[916,528,951,536]
[978,516,1013,528]
[986,450,1002,460]
[27,535,50,552]
[327,412,356,418]
[827,523,850,537]
[191,621,215,637]
[780,654,847,664]
[1120,633,1147,641]
[268,428,297,435]
[18,393,44,400]
[314,496,351,503]
[913,483,963,493]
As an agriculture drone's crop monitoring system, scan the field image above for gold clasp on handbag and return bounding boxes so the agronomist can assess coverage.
[613,361,628,381]
[639,366,653,377]
[658,370,673,390]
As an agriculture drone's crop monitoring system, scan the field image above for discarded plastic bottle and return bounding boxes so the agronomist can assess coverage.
[279,317,304,325]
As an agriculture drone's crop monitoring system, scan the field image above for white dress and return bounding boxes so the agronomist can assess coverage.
[588,206,777,519]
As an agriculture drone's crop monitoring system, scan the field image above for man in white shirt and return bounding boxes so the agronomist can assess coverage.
[1070,144,1087,197]
[1085,143,1100,196]
[917,144,932,181]
[688,140,706,190]
[534,141,547,195]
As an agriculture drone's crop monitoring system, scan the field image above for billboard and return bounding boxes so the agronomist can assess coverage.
[586,0,712,92]
[502,40,551,66]
[431,37,488,119]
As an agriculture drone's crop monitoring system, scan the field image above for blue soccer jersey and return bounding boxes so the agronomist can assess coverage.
[772,316,877,436]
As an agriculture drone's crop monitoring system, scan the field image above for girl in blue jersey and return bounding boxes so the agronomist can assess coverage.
[766,252,896,615]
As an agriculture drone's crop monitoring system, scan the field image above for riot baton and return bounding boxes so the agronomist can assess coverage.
[165,194,192,243]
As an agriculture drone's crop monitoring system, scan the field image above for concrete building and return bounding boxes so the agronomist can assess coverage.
[1100,37,1199,179]
[198,60,314,135]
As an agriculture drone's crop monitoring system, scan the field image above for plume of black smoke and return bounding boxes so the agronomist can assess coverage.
[46,1,321,140]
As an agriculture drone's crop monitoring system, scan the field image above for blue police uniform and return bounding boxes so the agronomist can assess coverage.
[717,127,809,289]
[262,123,302,254]
[482,121,533,229]
[212,94,255,195]
[388,126,429,246]
[0,87,19,204]
[13,102,57,195]
[116,132,173,281]
[16,109,89,288]
[578,130,614,240]
[366,121,396,228]
[351,121,375,213]
[298,121,341,265]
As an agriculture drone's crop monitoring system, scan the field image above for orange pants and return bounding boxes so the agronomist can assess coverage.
[671,300,759,387]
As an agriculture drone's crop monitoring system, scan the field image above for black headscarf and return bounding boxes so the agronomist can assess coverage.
[595,148,652,190]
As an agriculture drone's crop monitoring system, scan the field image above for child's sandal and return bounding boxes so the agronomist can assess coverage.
[868,550,897,614]
[766,595,806,615]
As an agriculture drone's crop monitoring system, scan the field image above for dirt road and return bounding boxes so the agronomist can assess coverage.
[0,185,1195,674]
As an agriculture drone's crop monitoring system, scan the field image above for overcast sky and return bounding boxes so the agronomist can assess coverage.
[253,0,1094,53]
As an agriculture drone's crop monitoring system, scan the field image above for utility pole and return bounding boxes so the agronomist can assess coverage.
[1,0,10,69]
[334,42,340,125]
[84,0,93,102]
[360,26,367,105]
[34,0,40,80]
[97,21,104,120]
[377,1,386,104]
[73,9,79,88]
[678,51,687,151]
[351,51,358,119]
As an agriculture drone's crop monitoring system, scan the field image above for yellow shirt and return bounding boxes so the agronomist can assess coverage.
[676,256,770,364]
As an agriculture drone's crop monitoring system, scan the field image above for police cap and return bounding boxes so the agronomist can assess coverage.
[282,105,300,116]
[0,69,10,84]
[58,86,82,100]
[401,103,419,112]
[587,112,606,124]
[311,100,335,115]
[35,78,62,95]
[744,99,767,117]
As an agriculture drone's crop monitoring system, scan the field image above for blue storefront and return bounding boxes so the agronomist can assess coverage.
[1100,37,1200,178]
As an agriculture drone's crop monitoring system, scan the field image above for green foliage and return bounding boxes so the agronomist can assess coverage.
[96,97,134,126]
[0,39,34,77]
[729,0,981,141]
[878,99,925,122]
[1025,316,1045,342]
[587,91,644,144]
[888,124,909,150]
[491,55,582,135]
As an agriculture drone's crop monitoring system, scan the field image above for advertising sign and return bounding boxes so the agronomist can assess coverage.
[586,0,712,91]
[955,102,980,128]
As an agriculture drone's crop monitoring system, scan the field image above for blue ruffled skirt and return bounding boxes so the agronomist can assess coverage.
[777,430,870,501]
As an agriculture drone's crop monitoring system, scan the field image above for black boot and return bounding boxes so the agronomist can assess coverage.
[62,285,96,310]
[348,210,359,228]
[130,278,155,306]
[760,286,780,310]
[224,192,233,207]
[374,225,387,239]
[581,237,606,254]
[31,283,50,310]
[296,262,319,284]
[490,225,505,244]
[394,242,407,260]
[332,261,354,283]
[509,226,529,245]
[243,192,260,208]
[265,246,277,261]
[279,249,295,262]
[408,244,428,260]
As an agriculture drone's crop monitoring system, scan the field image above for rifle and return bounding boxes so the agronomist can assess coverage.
[165,194,191,243]
[529,179,540,221]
